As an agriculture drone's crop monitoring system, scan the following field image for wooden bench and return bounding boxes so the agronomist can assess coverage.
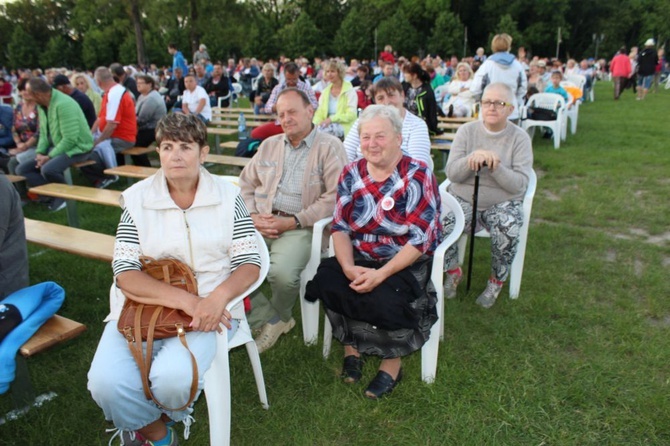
[64,159,97,185]
[6,174,26,183]
[220,141,239,151]
[120,146,155,166]
[24,218,115,261]
[207,127,238,151]
[28,184,121,227]
[105,165,158,180]
[6,315,87,420]
[205,154,249,168]
[437,116,476,123]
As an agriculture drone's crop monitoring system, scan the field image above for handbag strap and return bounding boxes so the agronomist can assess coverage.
[126,304,199,412]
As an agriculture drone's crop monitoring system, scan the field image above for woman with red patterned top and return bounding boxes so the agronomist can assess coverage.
[306,105,442,399]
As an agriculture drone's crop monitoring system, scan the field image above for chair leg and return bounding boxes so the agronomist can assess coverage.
[322,316,332,359]
[553,126,561,149]
[509,221,530,299]
[421,319,440,383]
[204,334,231,446]
[244,341,269,409]
[299,288,320,346]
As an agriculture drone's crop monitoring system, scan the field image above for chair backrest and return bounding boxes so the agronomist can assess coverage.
[438,189,466,249]
[219,175,240,187]
[226,230,269,314]
[527,93,565,110]
[565,74,586,90]
[233,83,242,94]
[440,169,536,210]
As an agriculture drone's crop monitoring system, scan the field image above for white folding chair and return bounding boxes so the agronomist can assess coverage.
[321,191,464,383]
[439,169,537,300]
[298,217,333,345]
[521,93,566,149]
[203,230,270,446]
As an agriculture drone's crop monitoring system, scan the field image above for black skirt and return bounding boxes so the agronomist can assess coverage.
[306,254,437,359]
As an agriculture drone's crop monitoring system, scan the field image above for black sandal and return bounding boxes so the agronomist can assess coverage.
[341,355,364,383]
[364,368,403,399]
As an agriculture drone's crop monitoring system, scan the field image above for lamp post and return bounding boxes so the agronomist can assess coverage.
[593,33,605,60]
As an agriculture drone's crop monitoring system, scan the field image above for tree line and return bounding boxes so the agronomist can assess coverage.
[0,0,668,70]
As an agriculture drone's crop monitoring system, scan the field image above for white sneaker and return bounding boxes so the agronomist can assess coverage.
[475,280,503,309]
[254,318,295,353]
[443,267,462,299]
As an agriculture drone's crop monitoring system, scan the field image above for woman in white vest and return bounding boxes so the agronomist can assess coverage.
[88,113,261,446]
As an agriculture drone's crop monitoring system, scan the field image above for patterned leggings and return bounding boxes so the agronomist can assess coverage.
[442,195,523,282]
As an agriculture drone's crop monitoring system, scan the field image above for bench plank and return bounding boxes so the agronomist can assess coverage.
[205,154,249,167]
[29,184,121,207]
[25,218,114,262]
[6,174,26,183]
[20,315,87,357]
[121,146,155,157]
[220,141,239,150]
[105,165,158,179]
[207,127,237,136]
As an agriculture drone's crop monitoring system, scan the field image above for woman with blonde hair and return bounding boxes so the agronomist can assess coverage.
[72,73,102,114]
[444,62,475,117]
[313,59,357,139]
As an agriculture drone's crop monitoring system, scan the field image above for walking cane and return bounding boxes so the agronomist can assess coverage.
[466,163,483,292]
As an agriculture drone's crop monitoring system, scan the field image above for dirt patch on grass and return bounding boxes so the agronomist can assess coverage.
[634,259,644,277]
[662,257,670,268]
[647,315,670,328]
[542,190,561,201]
[604,249,617,262]
[534,220,670,247]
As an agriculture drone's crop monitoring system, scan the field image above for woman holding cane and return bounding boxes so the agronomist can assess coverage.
[442,83,533,308]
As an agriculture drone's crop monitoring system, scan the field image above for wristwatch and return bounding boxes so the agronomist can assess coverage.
[294,216,302,229]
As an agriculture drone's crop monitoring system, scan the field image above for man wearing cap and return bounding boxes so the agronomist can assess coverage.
[52,74,97,128]
[636,39,659,101]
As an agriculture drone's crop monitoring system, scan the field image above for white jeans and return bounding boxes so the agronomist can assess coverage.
[88,321,223,431]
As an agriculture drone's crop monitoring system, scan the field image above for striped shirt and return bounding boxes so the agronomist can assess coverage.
[112,194,261,277]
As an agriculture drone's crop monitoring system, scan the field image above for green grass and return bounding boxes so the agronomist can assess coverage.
[1,85,669,445]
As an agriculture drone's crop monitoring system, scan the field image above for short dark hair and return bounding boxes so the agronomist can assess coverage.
[372,77,403,98]
[277,87,311,107]
[28,77,52,94]
[283,62,299,75]
[109,63,125,77]
[168,43,178,50]
[136,74,155,89]
[155,114,208,148]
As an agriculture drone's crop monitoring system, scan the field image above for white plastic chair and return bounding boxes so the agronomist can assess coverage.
[439,169,537,300]
[217,90,232,108]
[298,217,333,345]
[203,229,270,446]
[561,90,580,135]
[232,84,242,107]
[521,93,566,149]
[321,191,464,383]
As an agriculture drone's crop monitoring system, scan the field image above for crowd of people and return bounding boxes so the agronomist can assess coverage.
[0,35,667,445]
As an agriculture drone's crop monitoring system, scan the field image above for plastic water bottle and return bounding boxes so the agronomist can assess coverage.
[238,112,247,140]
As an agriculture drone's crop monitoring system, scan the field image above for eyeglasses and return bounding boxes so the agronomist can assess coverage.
[481,100,511,110]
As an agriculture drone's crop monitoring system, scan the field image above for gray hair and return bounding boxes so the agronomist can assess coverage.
[94,66,114,83]
[28,77,51,94]
[358,105,403,136]
[483,82,515,104]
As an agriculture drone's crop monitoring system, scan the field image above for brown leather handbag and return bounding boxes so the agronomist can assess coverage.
[117,256,199,411]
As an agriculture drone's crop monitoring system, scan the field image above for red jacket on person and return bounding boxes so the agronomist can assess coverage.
[610,53,632,78]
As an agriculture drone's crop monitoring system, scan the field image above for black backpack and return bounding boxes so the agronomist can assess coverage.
[235,138,262,158]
